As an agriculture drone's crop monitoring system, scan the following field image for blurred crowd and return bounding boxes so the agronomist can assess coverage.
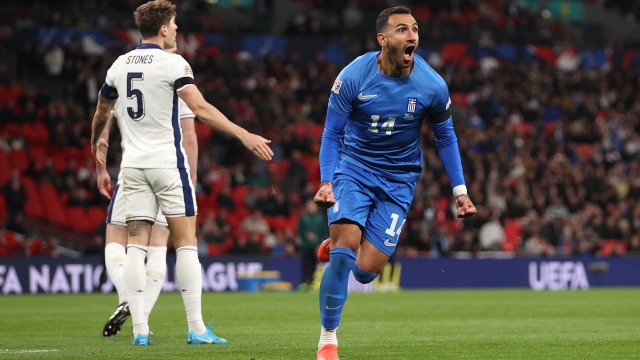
[287,0,572,47]
[6,0,577,46]
[2,1,640,261]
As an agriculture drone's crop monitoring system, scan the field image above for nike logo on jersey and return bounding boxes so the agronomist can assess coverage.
[326,305,343,310]
[384,239,397,247]
[358,92,377,100]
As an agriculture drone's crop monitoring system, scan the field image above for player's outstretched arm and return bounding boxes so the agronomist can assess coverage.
[178,86,273,161]
[314,109,348,209]
[96,112,115,199]
[91,94,117,166]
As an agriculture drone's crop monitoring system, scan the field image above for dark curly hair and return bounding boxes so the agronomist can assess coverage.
[134,0,177,39]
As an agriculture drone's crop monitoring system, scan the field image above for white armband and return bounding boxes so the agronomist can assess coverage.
[452,185,467,198]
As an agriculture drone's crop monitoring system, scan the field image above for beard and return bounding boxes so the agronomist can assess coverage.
[388,42,413,68]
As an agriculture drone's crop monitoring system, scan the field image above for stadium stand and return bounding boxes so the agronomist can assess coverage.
[1,0,640,259]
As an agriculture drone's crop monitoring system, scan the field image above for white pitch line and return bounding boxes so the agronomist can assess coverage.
[0,349,60,353]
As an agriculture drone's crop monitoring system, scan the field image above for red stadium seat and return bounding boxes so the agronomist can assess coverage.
[267,159,290,183]
[21,122,49,147]
[228,207,250,230]
[230,186,249,208]
[0,149,9,185]
[599,239,627,256]
[87,206,107,231]
[30,237,44,256]
[8,149,29,173]
[0,193,5,225]
[39,183,67,226]
[272,216,289,232]
[67,206,91,232]
[51,152,67,173]
[5,123,21,137]
[502,218,523,252]
[22,176,44,218]
[8,86,23,102]
[0,86,9,106]
[509,121,532,137]
[578,144,593,159]
[300,156,320,186]
[207,170,228,199]
[194,120,215,144]
[65,147,82,164]
[29,146,47,167]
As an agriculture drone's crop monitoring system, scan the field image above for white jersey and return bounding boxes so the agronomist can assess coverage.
[103,43,195,169]
[112,99,194,185]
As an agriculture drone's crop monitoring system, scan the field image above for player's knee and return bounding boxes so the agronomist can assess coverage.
[352,265,378,284]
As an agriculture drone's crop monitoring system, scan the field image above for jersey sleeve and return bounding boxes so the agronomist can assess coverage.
[178,98,194,120]
[428,79,452,123]
[168,55,195,92]
[100,63,119,100]
[427,75,465,191]
[327,69,358,117]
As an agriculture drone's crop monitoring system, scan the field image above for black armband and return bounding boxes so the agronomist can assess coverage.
[174,77,195,91]
[429,108,451,123]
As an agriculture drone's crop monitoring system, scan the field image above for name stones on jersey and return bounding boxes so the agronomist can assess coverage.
[126,55,154,65]
[331,77,343,94]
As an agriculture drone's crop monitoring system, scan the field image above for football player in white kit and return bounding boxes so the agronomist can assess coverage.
[97,41,197,338]
[90,0,273,346]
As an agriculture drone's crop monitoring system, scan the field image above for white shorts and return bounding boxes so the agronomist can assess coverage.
[106,184,168,227]
[121,167,197,222]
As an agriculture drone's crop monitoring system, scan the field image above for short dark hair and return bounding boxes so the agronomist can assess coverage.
[134,0,177,39]
[376,6,412,34]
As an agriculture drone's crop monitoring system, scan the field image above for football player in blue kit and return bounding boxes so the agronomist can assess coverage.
[313,6,477,360]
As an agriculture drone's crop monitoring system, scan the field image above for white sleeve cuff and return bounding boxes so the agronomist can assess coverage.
[452,185,467,198]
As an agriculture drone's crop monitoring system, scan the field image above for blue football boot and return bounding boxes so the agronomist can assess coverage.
[187,319,228,345]
[132,333,151,346]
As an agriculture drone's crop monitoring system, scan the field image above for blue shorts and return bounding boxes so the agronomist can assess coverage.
[327,161,416,257]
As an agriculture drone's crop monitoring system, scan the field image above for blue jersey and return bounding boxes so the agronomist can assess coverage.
[328,52,451,183]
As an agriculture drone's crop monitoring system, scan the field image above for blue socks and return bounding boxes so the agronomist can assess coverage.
[319,248,356,330]
[352,265,378,284]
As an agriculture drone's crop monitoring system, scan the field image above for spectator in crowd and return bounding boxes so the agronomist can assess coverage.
[44,42,64,79]
[261,190,291,217]
[297,200,329,285]
[211,208,230,238]
[228,233,261,255]
[3,170,26,227]
[478,211,505,251]
[288,150,308,193]
[240,209,270,236]
[201,212,226,245]
[4,4,640,260]
[83,235,104,257]
[216,184,237,210]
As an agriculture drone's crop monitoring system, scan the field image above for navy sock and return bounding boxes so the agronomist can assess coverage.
[319,248,356,330]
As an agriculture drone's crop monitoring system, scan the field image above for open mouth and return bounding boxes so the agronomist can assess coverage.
[403,45,416,62]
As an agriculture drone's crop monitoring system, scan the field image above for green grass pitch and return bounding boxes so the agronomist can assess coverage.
[0,289,639,359]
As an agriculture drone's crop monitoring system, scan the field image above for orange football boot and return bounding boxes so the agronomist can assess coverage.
[317,238,331,262]
[316,344,339,360]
